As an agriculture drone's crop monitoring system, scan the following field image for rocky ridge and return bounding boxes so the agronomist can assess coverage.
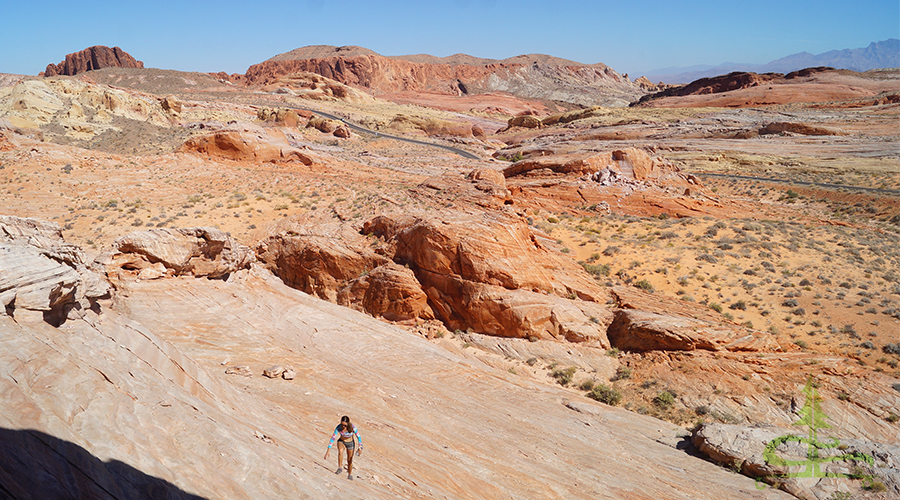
[236,45,644,107]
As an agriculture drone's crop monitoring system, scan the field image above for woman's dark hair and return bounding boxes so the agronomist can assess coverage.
[339,415,352,432]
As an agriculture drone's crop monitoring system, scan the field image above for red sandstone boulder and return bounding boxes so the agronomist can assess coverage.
[256,208,614,343]
[362,211,613,343]
[255,224,389,302]
[179,129,316,164]
[43,46,143,77]
[333,125,351,138]
[607,286,781,352]
[364,212,606,301]
[337,263,434,321]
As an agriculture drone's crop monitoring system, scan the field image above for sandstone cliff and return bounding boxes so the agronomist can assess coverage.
[42,45,144,77]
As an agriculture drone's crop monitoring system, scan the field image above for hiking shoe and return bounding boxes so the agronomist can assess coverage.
[334,467,343,474]
[347,474,353,480]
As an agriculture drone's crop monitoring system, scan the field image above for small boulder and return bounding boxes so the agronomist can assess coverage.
[307,116,338,133]
[333,125,351,138]
[282,368,296,380]
[262,366,285,378]
[507,115,541,129]
[224,365,252,377]
[160,96,182,115]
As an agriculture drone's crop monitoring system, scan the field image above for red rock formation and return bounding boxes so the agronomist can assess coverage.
[501,148,684,181]
[633,67,896,108]
[256,202,615,343]
[240,48,641,106]
[337,263,435,321]
[639,71,782,102]
[42,46,143,77]
[179,129,316,165]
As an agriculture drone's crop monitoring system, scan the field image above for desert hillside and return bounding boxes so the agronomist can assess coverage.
[0,43,898,500]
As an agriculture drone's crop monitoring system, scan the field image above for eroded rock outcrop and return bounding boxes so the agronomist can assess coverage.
[607,286,781,352]
[99,227,252,280]
[758,122,840,136]
[502,147,690,185]
[43,45,143,77]
[256,208,613,343]
[608,309,781,352]
[633,71,782,106]
[257,106,311,127]
[255,222,389,302]
[363,211,613,343]
[337,262,435,321]
[179,124,318,164]
[693,423,900,500]
[0,216,108,324]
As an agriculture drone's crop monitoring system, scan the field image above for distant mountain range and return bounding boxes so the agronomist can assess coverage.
[646,39,899,83]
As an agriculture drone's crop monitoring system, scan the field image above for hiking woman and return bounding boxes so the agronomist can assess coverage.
[324,415,362,480]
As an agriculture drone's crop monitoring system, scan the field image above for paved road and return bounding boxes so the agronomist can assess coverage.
[692,172,900,196]
[294,106,482,160]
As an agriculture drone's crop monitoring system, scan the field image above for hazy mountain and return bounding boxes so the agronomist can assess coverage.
[646,39,899,83]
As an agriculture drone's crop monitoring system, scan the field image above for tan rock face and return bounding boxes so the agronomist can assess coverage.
[0,216,108,324]
[0,258,798,500]
[42,45,143,77]
[160,95,182,115]
[307,116,338,133]
[507,114,542,128]
[608,309,781,352]
[693,423,900,499]
[100,227,252,280]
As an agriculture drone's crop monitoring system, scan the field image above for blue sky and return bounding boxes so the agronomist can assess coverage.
[2,0,897,76]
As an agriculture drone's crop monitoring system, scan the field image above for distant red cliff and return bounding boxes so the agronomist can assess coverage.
[42,45,143,77]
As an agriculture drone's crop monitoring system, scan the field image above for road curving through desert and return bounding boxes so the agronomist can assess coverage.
[294,106,482,160]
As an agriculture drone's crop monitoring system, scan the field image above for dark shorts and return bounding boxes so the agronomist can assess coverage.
[339,439,355,452]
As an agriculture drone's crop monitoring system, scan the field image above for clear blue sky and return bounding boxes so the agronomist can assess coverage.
[2,0,897,76]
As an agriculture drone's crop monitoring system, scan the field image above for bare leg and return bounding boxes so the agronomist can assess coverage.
[346,444,354,478]
[336,441,345,471]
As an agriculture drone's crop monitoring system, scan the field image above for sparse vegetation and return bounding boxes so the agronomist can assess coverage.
[587,384,622,406]
[551,366,577,386]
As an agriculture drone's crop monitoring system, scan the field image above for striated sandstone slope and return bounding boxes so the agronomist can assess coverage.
[0,223,795,499]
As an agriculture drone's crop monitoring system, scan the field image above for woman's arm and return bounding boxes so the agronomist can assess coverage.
[353,425,363,452]
[324,428,339,459]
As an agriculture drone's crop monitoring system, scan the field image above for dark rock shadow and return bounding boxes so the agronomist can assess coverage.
[0,427,208,500]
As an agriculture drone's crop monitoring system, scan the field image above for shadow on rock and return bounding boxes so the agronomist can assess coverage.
[0,427,207,500]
